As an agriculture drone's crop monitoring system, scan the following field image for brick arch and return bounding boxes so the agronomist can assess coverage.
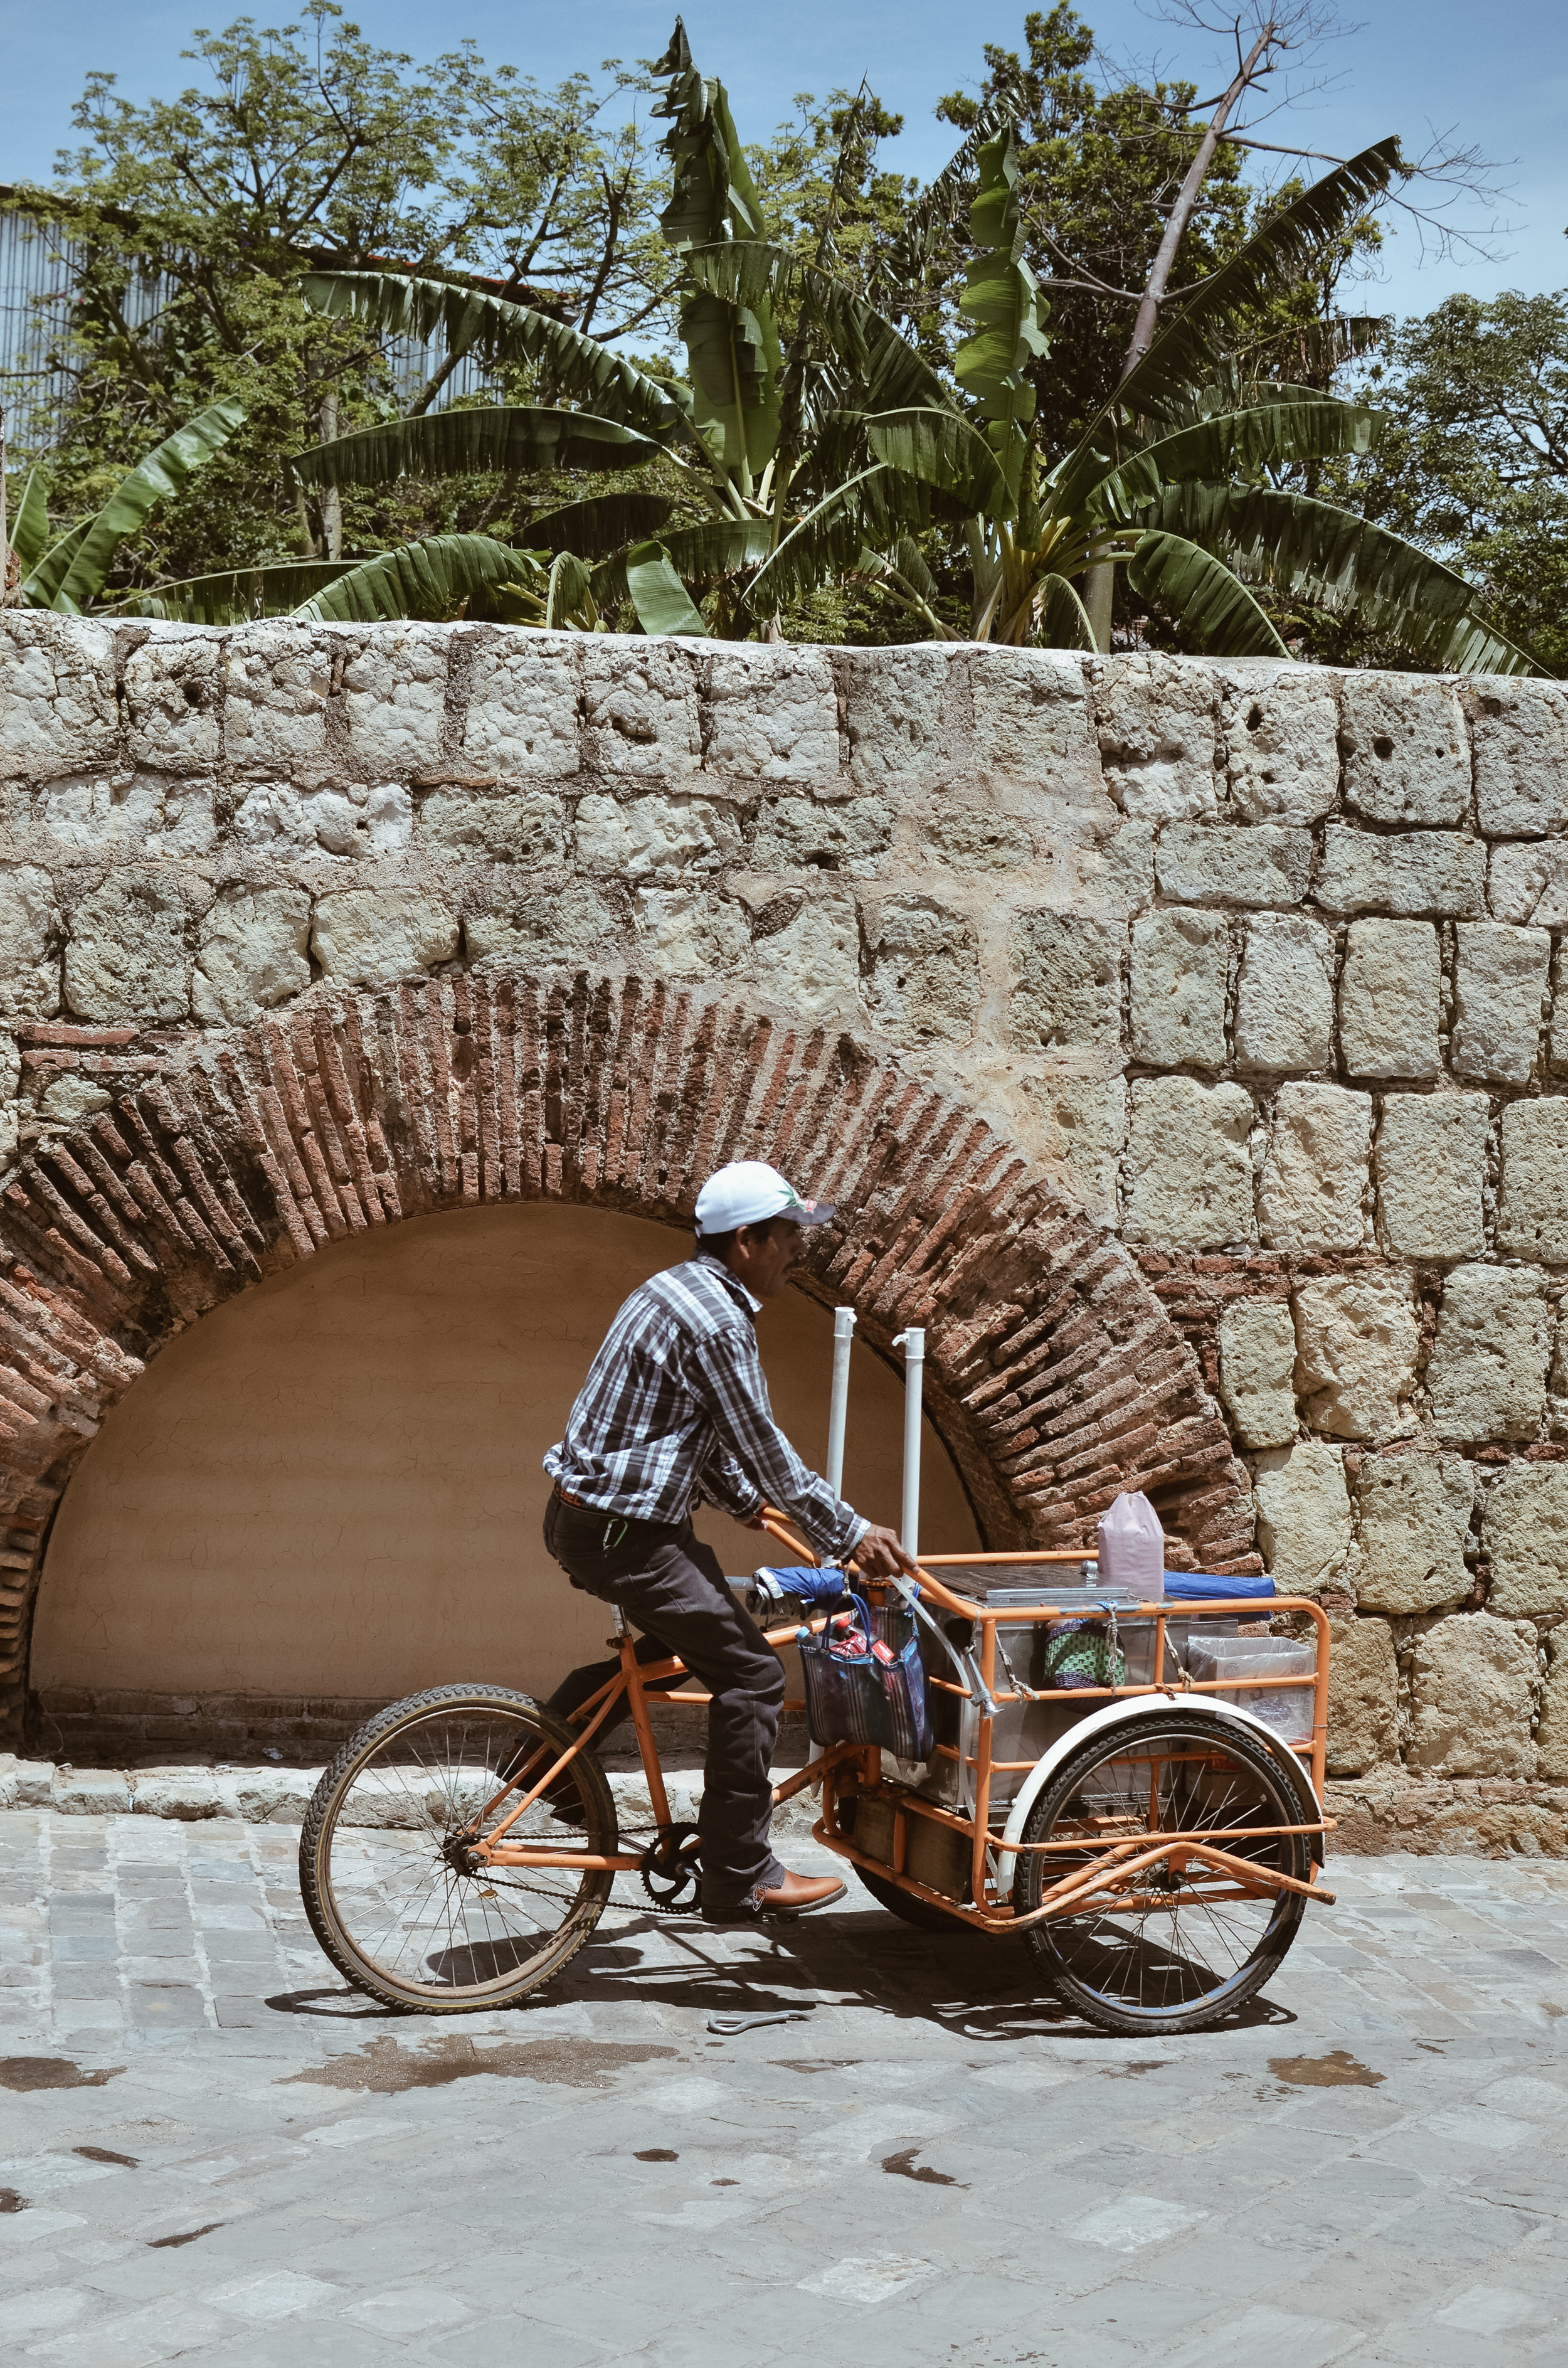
[0,970,1255,1745]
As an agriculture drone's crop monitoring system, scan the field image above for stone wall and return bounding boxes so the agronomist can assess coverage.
[3,615,1568,1840]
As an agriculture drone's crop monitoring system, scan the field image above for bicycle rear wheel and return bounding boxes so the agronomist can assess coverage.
[1013,1710,1311,2036]
[299,1686,617,2014]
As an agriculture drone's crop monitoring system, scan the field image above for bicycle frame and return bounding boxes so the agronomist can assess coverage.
[463,1512,1337,1931]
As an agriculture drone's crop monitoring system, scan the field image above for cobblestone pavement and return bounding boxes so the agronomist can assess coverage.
[3,1807,1567,2365]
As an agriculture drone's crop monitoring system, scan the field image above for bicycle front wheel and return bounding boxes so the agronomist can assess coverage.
[299,1686,617,2014]
[1013,1710,1311,2037]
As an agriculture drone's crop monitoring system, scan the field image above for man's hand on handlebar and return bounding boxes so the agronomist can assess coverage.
[852,1523,917,1579]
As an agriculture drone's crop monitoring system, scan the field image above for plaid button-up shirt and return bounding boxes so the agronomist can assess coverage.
[544,1253,868,1563]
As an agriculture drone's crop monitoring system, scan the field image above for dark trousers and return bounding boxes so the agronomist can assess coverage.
[542,1492,787,1907]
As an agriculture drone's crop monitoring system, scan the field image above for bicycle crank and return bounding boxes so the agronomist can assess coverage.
[639,1822,702,1913]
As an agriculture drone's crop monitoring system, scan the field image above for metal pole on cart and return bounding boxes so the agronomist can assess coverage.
[825,1307,856,1499]
[893,1327,924,1565]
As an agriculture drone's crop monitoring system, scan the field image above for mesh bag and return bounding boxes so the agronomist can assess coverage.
[798,1591,935,1760]
[1038,1616,1128,1691]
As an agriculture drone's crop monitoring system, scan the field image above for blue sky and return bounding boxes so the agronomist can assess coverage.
[3,0,1564,321]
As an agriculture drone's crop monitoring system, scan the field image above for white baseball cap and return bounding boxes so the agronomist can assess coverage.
[694,1160,835,1235]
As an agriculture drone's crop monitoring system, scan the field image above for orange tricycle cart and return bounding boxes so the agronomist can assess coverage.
[301,1323,1335,2037]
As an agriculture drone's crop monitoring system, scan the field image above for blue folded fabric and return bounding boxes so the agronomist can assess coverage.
[1163,1571,1276,1601]
[755,1565,849,1606]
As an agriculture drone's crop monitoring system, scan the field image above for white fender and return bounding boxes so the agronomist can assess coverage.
[992,1692,1322,1898]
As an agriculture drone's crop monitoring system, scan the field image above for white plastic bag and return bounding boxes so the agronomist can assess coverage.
[1096,1490,1165,1601]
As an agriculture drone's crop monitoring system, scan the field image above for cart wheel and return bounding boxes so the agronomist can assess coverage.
[299,1686,617,2014]
[1012,1710,1310,2037]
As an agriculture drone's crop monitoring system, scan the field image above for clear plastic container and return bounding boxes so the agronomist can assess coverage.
[1188,1636,1316,1742]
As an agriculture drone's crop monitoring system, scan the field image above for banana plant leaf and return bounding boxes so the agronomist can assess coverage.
[865,102,1015,320]
[1036,573,1098,652]
[593,518,773,610]
[955,130,1049,496]
[683,243,951,417]
[300,272,688,440]
[864,407,1012,519]
[679,289,782,478]
[292,534,546,624]
[24,397,247,612]
[1085,399,1382,524]
[544,550,596,630]
[112,561,361,623]
[1153,480,1542,675]
[1128,529,1290,658]
[8,468,50,570]
[744,463,967,610]
[289,408,663,493]
[1054,141,1401,516]
[526,492,675,558]
[623,540,708,637]
[21,521,88,609]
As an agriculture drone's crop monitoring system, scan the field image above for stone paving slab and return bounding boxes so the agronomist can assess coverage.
[2,1809,1568,2362]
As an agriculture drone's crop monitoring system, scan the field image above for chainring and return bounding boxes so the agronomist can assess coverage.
[640,1821,702,1913]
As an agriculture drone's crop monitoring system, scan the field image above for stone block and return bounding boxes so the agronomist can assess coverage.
[1218,1299,1297,1448]
[753,792,894,876]
[223,624,334,776]
[1091,818,1155,911]
[633,889,751,979]
[842,645,953,778]
[462,635,580,777]
[1428,1263,1550,1442]
[1325,1616,1398,1776]
[1355,1452,1474,1614]
[1314,826,1485,917]
[581,639,701,778]
[1451,922,1548,1085]
[1019,1071,1126,1226]
[1094,654,1217,820]
[233,778,411,859]
[122,634,223,771]
[1538,1632,1568,1783]
[0,864,61,1018]
[1340,674,1470,825]
[1293,1272,1418,1441]
[1338,919,1441,1080]
[1259,1082,1372,1255]
[1253,1440,1352,1592]
[465,878,622,970]
[341,627,448,772]
[54,1767,132,1813]
[310,888,458,987]
[916,801,1029,872]
[705,646,838,778]
[1482,1462,1568,1618]
[968,648,1101,803]
[0,616,118,778]
[1375,1092,1487,1261]
[64,870,196,1022]
[1129,908,1228,1067]
[221,1767,316,1822]
[40,771,217,859]
[1123,1077,1256,1246]
[1498,1099,1568,1265]
[1488,841,1568,929]
[194,887,312,1024]
[37,1072,112,1125]
[751,891,859,1022]
[1155,823,1313,908]
[1468,677,1568,836]
[132,1768,221,1819]
[575,791,743,882]
[1221,661,1340,825]
[0,1755,56,1807]
[1232,913,1335,1073]
[864,897,979,1046]
[1009,911,1123,1052]
[1407,1611,1536,1778]
[418,786,565,866]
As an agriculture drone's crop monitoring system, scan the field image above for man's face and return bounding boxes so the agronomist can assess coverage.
[731,1216,803,1300]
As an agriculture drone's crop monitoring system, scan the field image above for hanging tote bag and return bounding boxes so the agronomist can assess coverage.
[798,1590,935,1761]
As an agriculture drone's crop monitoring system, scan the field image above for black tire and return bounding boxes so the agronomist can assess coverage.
[1012,1710,1310,2037]
[299,1686,617,2014]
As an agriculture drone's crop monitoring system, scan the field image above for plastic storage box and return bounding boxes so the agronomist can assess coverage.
[1187,1635,1316,1744]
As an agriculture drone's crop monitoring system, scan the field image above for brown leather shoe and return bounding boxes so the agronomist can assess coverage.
[702,1868,847,1925]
